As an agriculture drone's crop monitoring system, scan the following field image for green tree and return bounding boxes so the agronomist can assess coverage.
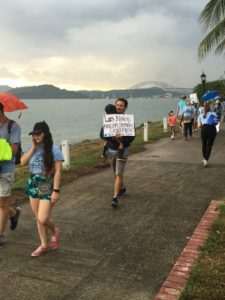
[198,0,225,60]
[193,79,225,100]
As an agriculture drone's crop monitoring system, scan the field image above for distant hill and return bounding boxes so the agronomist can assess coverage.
[103,87,167,98]
[2,82,189,99]
[5,84,169,99]
[8,84,89,99]
[0,85,12,92]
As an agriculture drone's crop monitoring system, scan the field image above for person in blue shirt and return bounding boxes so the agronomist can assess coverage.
[0,102,22,249]
[176,95,187,133]
[213,99,223,132]
[198,102,218,167]
[21,121,64,257]
[177,95,187,116]
[181,100,194,140]
[192,103,199,132]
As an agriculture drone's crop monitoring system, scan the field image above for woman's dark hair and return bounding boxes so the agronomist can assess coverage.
[203,102,210,119]
[43,130,54,175]
[116,98,128,108]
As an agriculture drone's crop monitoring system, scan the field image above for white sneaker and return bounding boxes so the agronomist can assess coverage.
[203,159,208,167]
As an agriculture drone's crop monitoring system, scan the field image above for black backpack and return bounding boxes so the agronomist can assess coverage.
[7,120,22,165]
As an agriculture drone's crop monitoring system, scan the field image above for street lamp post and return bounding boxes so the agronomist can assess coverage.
[200,72,206,105]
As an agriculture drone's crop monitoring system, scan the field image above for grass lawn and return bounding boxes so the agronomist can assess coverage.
[179,203,225,300]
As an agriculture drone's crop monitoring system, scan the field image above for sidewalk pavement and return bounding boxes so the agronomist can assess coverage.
[1,125,225,300]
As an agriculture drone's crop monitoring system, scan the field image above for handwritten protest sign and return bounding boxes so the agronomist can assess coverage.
[103,114,135,137]
[190,93,199,104]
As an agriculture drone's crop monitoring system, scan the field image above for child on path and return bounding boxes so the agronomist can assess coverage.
[168,110,177,140]
[101,104,125,161]
[21,121,64,257]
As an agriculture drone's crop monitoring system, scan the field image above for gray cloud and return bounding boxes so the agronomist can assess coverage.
[0,0,224,90]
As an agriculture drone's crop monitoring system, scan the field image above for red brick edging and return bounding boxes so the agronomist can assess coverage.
[154,200,219,300]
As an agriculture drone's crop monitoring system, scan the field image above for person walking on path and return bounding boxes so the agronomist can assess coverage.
[100,98,135,208]
[167,110,177,140]
[192,103,199,132]
[21,121,64,257]
[198,102,218,167]
[176,95,186,133]
[0,103,21,249]
[213,99,223,132]
[181,99,194,140]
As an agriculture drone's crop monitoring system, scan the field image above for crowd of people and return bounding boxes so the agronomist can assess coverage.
[1,94,224,256]
[0,102,64,256]
[168,95,224,167]
[0,97,135,256]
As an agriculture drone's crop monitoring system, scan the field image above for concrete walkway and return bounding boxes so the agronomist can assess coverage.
[1,125,225,300]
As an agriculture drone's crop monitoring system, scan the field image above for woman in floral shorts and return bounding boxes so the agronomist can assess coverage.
[21,121,64,257]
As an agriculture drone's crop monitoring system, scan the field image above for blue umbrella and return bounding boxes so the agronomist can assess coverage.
[201,90,219,101]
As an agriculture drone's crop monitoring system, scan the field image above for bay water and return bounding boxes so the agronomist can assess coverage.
[7,98,179,148]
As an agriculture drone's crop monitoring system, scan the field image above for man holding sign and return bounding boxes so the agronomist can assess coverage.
[100,98,135,208]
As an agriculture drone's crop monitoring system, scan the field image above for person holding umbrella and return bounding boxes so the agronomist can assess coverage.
[0,102,22,249]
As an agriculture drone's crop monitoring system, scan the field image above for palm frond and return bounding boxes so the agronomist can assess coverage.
[199,0,225,31]
[215,39,225,54]
[198,18,225,60]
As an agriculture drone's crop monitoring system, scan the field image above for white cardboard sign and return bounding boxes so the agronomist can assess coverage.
[190,93,199,104]
[103,114,135,137]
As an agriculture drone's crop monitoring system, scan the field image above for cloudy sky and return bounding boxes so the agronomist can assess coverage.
[0,0,224,91]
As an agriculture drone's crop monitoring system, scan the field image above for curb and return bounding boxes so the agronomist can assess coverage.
[154,200,219,300]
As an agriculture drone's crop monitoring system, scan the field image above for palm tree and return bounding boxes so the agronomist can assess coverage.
[198,0,225,60]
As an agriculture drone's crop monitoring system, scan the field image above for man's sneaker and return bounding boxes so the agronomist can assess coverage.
[111,197,118,208]
[119,187,127,198]
[10,207,21,230]
[0,235,6,249]
[31,246,49,257]
[50,227,60,250]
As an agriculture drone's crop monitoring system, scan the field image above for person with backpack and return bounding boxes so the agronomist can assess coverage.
[181,99,195,140]
[0,102,22,249]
